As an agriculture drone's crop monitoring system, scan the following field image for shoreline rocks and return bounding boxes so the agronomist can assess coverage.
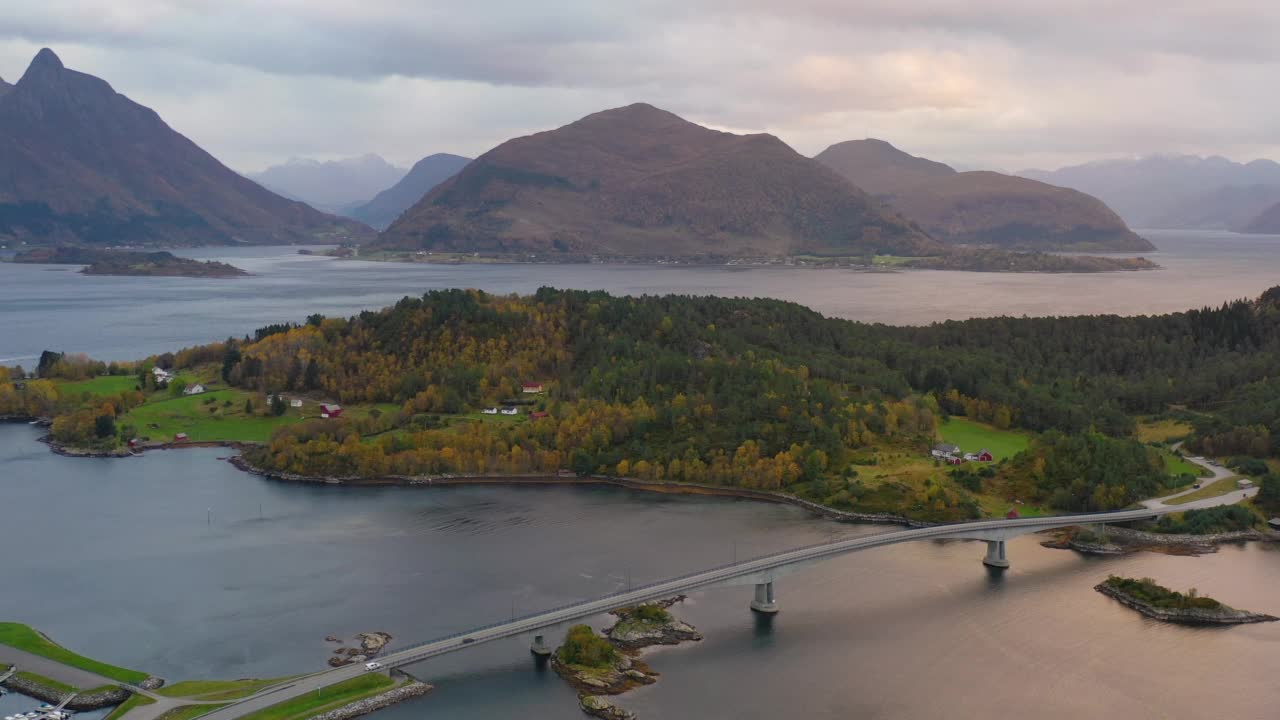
[551,652,657,696]
[303,680,432,720]
[1043,525,1275,557]
[328,631,393,667]
[0,674,130,710]
[1095,582,1278,625]
[579,695,637,720]
[604,598,703,651]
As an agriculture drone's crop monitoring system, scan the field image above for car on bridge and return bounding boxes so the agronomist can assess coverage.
[364,661,383,671]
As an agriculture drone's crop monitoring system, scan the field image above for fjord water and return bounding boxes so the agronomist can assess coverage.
[1,424,1277,719]
[3,229,1280,366]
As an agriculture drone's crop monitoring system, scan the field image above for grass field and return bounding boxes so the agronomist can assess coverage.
[122,390,302,443]
[103,694,156,720]
[974,494,1054,518]
[1136,418,1194,444]
[1164,477,1243,505]
[0,623,148,684]
[158,678,295,701]
[56,375,139,398]
[1159,449,1211,478]
[938,418,1031,461]
[236,675,397,720]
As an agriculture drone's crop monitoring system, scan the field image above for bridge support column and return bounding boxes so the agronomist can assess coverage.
[750,581,779,614]
[530,634,552,656]
[983,540,1010,569]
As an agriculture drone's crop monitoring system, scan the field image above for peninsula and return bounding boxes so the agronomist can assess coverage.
[12,247,247,278]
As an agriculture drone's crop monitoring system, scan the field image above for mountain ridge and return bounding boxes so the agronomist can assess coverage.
[0,48,370,247]
[247,154,407,213]
[815,140,1151,252]
[376,103,942,259]
[350,153,471,229]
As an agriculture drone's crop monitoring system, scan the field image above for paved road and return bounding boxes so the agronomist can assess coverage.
[1141,452,1257,510]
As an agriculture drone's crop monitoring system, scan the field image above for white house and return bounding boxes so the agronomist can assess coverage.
[183,384,206,396]
[481,407,499,415]
[290,399,303,408]
[152,367,173,381]
[500,407,519,416]
[1238,478,1255,489]
[931,443,960,459]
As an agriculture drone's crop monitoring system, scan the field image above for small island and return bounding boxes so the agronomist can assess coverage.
[904,249,1157,273]
[551,600,702,720]
[1096,576,1277,625]
[12,247,247,278]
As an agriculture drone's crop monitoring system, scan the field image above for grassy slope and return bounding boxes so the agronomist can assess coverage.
[1136,418,1194,444]
[938,418,1030,460]
[158,678,294,701]
[57,376,139,398]
[0,623,148,684]
[156,705,226,720]
[1159,449,1210,479]
[104,694,157,720]
[123,390,301,443]
[1165,477,1244,505]
[236,674,397,720]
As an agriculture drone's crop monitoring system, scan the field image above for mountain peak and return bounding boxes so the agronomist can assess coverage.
[32,48,64,70]
[814,139,956,196]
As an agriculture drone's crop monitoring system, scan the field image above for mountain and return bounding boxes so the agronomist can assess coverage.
[1239,201,1280,234]
[815,140,1152,252]
[1020,155,1280,228]
[247,154,408,214]
[0,76,12,99]
[1152,184,1280,231]
[349,153,471,229]
[0,48,370,247]
[375,104,940,259]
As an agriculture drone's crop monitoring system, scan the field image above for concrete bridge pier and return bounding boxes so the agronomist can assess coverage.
[750,581,779,614]
[530,634,552,656]
[983,540,1010,569]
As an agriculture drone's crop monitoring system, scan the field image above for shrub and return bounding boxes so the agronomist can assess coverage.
[557,625,617,669]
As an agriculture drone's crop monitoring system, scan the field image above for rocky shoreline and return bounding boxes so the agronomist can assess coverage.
[325,631,393,667]
[0,673,131,710]
[1043,525,1276,556]
[1095,582,1278,625]
[301,679,432,720]
[226,454,930,529]
[603,597,703,651]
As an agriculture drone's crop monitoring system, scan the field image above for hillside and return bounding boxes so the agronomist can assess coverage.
[1239,200,1280,234]
[1153,184,1280,231]
[815,140,1152,252]
[1021,154,1280,229]
[247,154,408,214]
[0,48,371,247]
[350,153,471,229]
[0,76,11,99]
[375,104,941,259]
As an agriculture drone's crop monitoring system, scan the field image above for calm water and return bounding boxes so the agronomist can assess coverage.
[0,424,1277,719]
[3,230,1280,365]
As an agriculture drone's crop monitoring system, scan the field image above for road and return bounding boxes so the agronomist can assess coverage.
[1141,451,1258,510]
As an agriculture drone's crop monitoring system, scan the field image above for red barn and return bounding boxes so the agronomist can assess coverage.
[977,449,994,462]
[1005,508,1020,519]
[530,411,549,419]
[173,432,188,442]
[320,403,343,418]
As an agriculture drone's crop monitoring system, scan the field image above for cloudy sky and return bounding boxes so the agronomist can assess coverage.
[3,0,1279,173]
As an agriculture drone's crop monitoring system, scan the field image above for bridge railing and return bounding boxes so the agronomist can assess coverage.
[387,506,1156,660]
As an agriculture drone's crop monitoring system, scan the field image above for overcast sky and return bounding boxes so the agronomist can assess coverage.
[3,0,1279,173]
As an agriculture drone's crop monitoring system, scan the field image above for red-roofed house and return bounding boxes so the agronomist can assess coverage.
[530,411,549,419]
[521,382,544,394]
[320,404,343,418]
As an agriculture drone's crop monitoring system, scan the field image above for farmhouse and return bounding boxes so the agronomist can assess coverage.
[319,403,343,418]
[500,407,519,416]
[290,399,303,408]
[521,382,544,394]
[481,407,499,415]
[183,383,206,396]
[152,367,173,382]
[931,443,960,459]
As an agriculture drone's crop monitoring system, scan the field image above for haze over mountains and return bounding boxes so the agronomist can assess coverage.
[375,103,941,259]
[815,140,1151,252]
[247,155,407,214]
[349,153,471,229]
[0,49,369,247]
[1021,155,1280,232]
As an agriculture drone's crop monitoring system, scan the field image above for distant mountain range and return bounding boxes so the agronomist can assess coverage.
[247,155,408,214]
[1020,155,1280,233]
[349,153,471,229]
[0,76,12,99]
[0,49,369,247]
[815,139,1152,252]
[375,103,942,259]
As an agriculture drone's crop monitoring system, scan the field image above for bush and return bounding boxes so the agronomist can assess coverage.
[1228,457,1269,477]
[630,604,671,623]
[557,625,617,668]
[1105,576,1221,610]
[1154,505,1257,534]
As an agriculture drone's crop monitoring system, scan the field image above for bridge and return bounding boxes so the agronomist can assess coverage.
[196,506,1163,720]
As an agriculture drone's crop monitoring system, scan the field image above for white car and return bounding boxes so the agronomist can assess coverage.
[364,661,383,671]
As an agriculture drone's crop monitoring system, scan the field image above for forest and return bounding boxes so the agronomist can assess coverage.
[5,286,1280,520]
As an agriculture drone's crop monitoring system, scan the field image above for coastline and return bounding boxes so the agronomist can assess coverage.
[1094,582,1278,625]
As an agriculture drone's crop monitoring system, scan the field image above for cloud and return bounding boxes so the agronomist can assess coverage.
[1,1,1279,172]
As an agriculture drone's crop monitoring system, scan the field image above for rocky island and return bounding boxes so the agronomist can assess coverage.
[12,246,248,277]
[1096,576,1277,625]
[551,600,701,720]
